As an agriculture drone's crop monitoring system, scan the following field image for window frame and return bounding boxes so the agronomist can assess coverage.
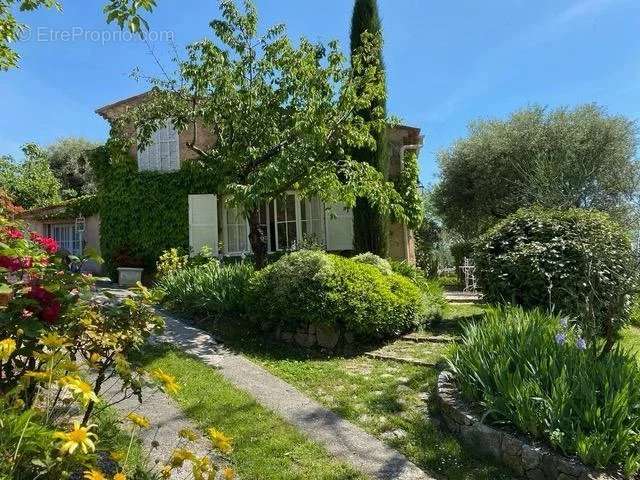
[137,120,180,172]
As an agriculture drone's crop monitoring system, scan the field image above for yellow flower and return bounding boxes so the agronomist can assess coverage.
[222,467,235,480]
[113,473,127,480]
[193,456,214,480]
[178,428,198,442]
[160,465,172,479]
[127,412,150,429]
[151,368,180,395]
[39,333,70,349]
[59,376,99,405]
[169,447,196,468]
[207,428,232,454]
[0,338,16,361]
[83,470,106,480]
[54,421,97,455]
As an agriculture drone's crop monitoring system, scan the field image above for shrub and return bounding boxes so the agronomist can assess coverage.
[390,259,446,318]
[156,247,189,278]
[450,307,640,476]
[156,261,255,318]
[631,293,640,327]
[251,250,426,340]
[475,208,638,350]
[352,252,392,274]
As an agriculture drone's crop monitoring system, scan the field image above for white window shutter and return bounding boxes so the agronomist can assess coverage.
[188,194,218,256]
[325,202,354,251]
[138,121,180,172]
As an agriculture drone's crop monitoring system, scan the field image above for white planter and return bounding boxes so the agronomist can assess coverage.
[117,267,144,287]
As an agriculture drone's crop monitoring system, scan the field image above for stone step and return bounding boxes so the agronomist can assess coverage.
[401,333,460,344]
[364,351,437,367]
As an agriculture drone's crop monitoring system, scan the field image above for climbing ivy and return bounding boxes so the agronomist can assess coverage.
[394,152,423,230]
[89,144,222,277]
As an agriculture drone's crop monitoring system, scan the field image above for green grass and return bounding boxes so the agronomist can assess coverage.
[369,339,451,364]
[621,326,640,354]
[212,326,513,480]
[136,344,367,480]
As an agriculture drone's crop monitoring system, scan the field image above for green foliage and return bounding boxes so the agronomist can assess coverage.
[630,293,640,327]
[156,247,189,278]
[414,188,441,275]
[156,261,255,318]
[350,0,389,257]
[0,145,61,208]
[45,137,101,198]
[352,252,392,274]
[434,104,639,238]
[393,152,424,230]
[251,250,426,340]
[89,145,221,277]
[475,208,638,348]
[450,307,640,475]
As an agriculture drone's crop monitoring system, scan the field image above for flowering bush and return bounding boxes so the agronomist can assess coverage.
[0,216,235,479]
[449,307,640,476]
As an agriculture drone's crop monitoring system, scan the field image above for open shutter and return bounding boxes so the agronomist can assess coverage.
[188,194,218,256]
[325,202,354,251]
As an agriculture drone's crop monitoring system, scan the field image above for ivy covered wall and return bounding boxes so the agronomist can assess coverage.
[89,145,222,277]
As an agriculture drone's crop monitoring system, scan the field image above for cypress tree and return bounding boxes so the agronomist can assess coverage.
[350,0,389,256]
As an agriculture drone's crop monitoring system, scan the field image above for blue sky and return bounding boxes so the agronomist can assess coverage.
[1,0,639,185]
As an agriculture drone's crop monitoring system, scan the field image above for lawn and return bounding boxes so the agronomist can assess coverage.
[136,344,366,480]
[213,321,513,480]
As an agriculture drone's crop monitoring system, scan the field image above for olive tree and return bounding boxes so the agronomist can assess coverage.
[111,0,408,268]
[433,104,639,238]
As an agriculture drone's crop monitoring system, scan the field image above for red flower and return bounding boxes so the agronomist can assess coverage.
[5,227,23,240]
[30,232,58,254]
[0,255,22,272]
[40,300,61,324]
[26,285,61,324]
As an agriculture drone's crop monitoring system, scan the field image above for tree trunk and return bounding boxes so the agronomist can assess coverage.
[248,208,268,269]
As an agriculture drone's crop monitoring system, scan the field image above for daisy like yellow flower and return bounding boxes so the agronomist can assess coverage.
[223,467,235,480]
[83,470,106,480]
[178,428,198,442]
[127,412,150,429]
[193,456,213,480]
[0,338,16,361]
[207,428,232,454]
[169,447,196,468]
[59,376,99,405]
[113,473,127,480]
[151,368,180,395]
[54,421,97,455]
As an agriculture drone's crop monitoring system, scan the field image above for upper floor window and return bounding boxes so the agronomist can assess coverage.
[138,121,180,172]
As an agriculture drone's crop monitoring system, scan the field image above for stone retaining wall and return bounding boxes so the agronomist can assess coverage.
[263,321,355,353]
[436,371,620,480]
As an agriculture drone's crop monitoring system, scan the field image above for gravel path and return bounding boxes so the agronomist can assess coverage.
[154,310,438,480]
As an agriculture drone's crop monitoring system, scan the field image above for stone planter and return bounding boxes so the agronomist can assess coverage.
[436,371,622,480]
[117,267,143,287]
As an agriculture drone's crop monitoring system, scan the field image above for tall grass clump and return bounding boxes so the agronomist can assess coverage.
[450,307,640,476]
[156,261,255,318]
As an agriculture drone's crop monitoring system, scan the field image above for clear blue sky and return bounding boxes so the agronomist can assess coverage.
[1,0,639,185]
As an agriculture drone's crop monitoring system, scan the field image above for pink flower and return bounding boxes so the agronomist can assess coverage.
[21,309,33,319]
[26,285,61,324]
[0,255,22,272]
[40,300,61,324]
[5,227,23,240]
[29,232,58,254]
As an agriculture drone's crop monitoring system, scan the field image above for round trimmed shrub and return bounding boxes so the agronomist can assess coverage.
[352,252,392,274]
[475,208,638,346]
[251,250,425,340]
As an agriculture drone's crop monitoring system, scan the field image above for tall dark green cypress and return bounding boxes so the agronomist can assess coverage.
[350,0,389,256]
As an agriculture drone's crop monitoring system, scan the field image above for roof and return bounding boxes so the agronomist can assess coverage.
[95,90,152,119]
[18,196,98,221]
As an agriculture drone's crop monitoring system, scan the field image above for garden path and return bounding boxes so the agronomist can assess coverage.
[153,308,439,480]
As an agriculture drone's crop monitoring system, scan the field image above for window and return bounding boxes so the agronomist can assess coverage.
[274,193,298,251]
[45,224,81,255]
[137,121,179,172]
[300,197,325,244]
[224,204,249,254]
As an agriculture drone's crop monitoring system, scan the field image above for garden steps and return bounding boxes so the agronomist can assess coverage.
[401,333,460,344]
[364,351,438,367]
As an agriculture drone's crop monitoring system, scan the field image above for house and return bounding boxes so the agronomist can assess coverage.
[19,197,102,273]
[52,92,420,270]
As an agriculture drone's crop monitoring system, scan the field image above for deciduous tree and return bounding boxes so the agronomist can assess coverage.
[111,0,408,268]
